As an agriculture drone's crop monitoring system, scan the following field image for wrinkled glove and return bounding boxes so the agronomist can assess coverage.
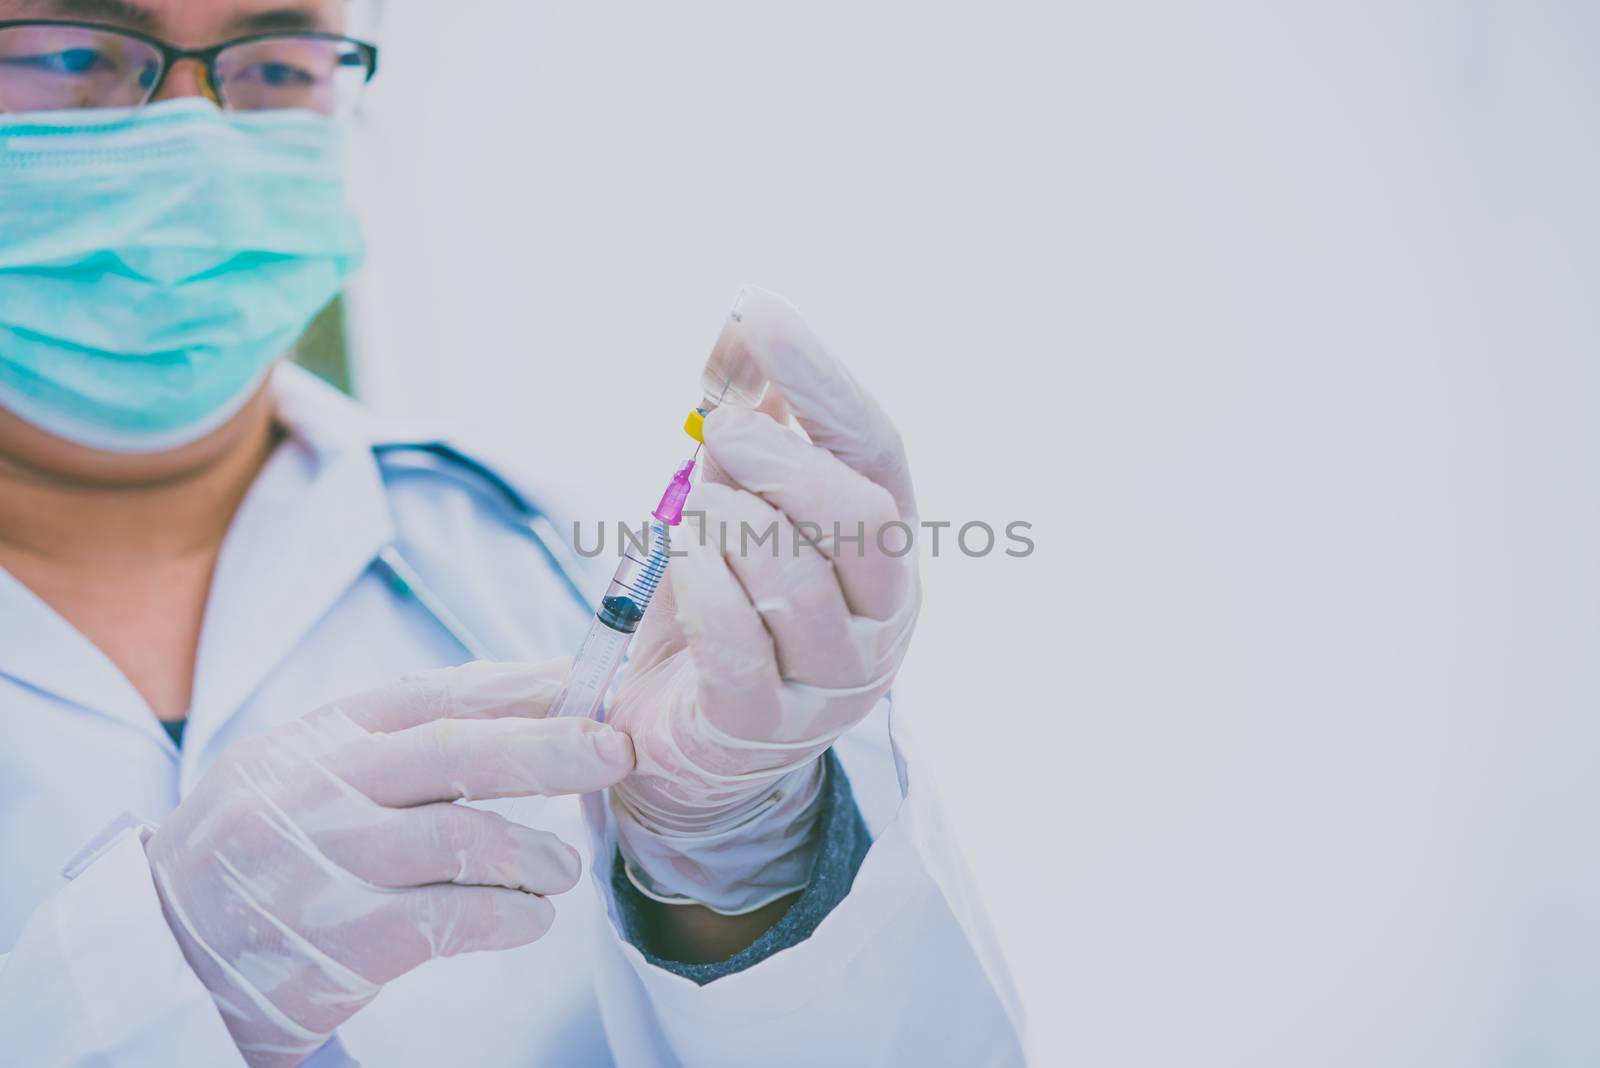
[607,287,921,915]
[146,661,635,1067]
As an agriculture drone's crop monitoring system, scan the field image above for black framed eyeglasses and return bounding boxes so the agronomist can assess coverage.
[0,20,379,116]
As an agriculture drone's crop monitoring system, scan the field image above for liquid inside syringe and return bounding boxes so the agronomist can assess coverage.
[548,461,694,720]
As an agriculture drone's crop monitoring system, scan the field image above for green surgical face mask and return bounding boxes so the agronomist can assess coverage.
[0,99,364,453]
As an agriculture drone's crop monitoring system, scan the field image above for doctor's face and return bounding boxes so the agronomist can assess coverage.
[0,0,357,485]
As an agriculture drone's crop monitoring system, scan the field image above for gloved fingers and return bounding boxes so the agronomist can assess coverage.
[351,884,557,984]
[669,512,785,737]
[703,403,913,621]
[719,285,918,524]
[320,660,569,734]
[690,480,864,687]
[772,671,895,745]
[312,803,583,896]
[696,379,792,491]
[324,715,634,807]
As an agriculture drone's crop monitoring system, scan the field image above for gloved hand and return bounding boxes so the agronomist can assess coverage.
[145,661,635,1068]
[607,286,921,915]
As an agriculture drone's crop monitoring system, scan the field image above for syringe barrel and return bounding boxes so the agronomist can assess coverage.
[604,523,672,626]
[549,614,634,720]
[550,523,672,720]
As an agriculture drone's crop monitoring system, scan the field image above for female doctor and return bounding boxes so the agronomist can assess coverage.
[0,1,1022,1064]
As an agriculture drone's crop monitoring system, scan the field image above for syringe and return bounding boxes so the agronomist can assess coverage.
[548,460,697,720]
[550,290,772,721]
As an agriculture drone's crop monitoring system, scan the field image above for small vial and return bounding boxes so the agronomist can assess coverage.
[700,289,770,412]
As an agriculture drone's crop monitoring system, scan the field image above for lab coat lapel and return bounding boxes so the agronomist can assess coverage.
[0,565,163,740]
[183,367,395,760]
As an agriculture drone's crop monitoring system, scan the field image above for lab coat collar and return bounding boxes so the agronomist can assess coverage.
[0,364,406,756]
[0,566,157,737]
[182,364,400,761]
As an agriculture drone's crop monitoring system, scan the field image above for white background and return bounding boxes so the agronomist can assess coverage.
[346,2,1597,1064]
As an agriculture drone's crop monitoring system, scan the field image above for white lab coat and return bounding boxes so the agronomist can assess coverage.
[0,366,1024,1067]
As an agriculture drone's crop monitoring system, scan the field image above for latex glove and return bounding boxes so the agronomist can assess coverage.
[607,286,920,914]
[146,661,635,1068]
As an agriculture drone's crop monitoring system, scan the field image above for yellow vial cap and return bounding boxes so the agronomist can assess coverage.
[684,408,707,444]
